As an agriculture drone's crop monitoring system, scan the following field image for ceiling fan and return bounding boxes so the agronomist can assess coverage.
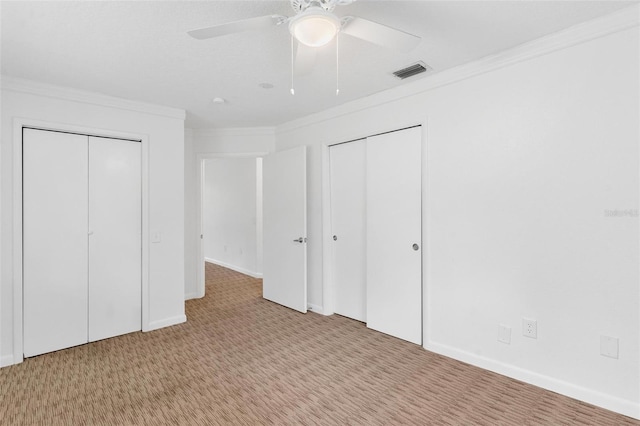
[188,0,420,94]
[188,0,421,54]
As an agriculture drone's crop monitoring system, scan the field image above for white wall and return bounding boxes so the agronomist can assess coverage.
[275,8,639,419]
[184,128,274,299]
[1,78,186,366]
[193,128,276,154]
[203,157,260,277]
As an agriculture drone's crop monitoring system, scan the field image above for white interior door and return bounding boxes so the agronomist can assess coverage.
[88,137,142,342]
[330,140,366,322]
[23,129,89,357]
[366,127,422,344]
[262,146,307,313]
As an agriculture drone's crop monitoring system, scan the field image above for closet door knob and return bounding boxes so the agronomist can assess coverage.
[412,243,419,251]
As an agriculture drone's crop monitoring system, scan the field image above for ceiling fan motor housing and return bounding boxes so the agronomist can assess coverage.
[291,0,339,13]
[289,6,342,47]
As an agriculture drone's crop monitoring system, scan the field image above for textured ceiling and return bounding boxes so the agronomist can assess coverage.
[1,1,634,128]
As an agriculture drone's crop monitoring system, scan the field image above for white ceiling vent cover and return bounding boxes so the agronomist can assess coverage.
[393,61,431,79]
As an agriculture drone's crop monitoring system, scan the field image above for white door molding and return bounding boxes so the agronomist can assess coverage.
[194,152,267,299]
[321,121,429,337]
[12,118,150,364]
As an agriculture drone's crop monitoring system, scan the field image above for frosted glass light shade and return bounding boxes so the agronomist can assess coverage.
[289,8,340,47]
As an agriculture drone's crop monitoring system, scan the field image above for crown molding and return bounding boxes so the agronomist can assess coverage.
[0,75,186,121]
[193,127,276,137]
[277,3,640,135]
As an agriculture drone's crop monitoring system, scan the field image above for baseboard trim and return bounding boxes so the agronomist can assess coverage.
[0,354,16,368]
[425,340,640,420]
[308,303,331,316]
[184,292,200,300]
[205,258,262,279]
[145,315,187,332]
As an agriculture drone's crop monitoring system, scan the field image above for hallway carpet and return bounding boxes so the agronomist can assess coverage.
[0,262,638,425]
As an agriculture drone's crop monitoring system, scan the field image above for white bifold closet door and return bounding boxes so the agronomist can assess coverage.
[23,129,141,357]
[366,127,422,345]
[23,130,90,357]
[330,139,367,322]
[88,137,141,342]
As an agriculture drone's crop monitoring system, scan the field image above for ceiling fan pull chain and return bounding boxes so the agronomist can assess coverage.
[336,34,340,96]
[290,35,296,95]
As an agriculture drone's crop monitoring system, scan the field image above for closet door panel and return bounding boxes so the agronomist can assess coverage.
[330,140,367,322]
[23,129,89,357]
[88,137,142,342]
[366,127,422,345]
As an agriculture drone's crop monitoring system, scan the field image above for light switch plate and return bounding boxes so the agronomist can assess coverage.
[600,335,619,359]
[498,324,511,344]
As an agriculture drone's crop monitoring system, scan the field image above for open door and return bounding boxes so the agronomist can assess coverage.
[262,146,307,313]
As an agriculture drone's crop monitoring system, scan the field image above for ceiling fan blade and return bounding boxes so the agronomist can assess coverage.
[188,15,287,40]
[341,16,420,52]
[294,43,317,76]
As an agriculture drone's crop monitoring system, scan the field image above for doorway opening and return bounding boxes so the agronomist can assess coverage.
[196,154,264,298]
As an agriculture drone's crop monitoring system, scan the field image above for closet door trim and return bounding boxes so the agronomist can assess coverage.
[321,122,428,342]
[12,119,150,364]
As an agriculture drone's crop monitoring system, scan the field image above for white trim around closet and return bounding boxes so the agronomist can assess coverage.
[320,120,430,329]
[12,118,150,364]
[195,152,268,299]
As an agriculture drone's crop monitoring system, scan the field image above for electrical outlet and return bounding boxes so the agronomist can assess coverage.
[600,335,619,359]
[498,324,511,344]
[522,318,537,339]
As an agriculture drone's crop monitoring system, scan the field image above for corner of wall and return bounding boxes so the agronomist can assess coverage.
[308,304,331,316]
[146,315,187,332]
[0,354,14,368]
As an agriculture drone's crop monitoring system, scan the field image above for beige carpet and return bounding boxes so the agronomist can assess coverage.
[1,262,638,425]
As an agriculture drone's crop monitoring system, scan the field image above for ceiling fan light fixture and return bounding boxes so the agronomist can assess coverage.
[289,7,340,47]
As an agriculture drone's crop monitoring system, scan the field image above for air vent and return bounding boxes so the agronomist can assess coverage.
[393,62,431,80]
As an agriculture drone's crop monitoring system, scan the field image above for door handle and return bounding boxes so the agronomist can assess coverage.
[412,243,419,251]
[293,237,306,243]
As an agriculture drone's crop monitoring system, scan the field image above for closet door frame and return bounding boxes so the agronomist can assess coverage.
[321,121,429,343]
[12,119,150,364]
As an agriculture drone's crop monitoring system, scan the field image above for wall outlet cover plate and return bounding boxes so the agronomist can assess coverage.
[522,318,537,339]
